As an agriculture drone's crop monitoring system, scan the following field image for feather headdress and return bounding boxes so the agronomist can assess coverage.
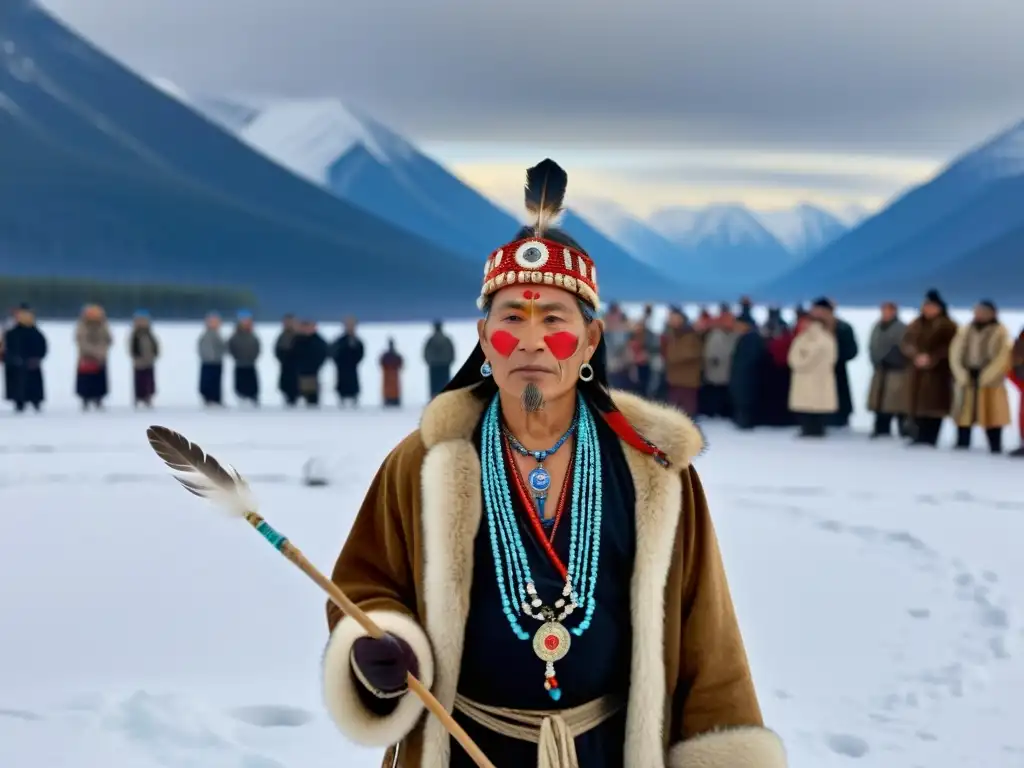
[524,158,567,237]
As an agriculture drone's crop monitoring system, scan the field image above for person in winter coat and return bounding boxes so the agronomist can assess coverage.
[293,320,330,406]
[274,314,300,406]
[380,337,404,407]
[788,315,839,438]
[867,302,909,438]
[729,312,766,430]
[601,304,633,390]
[949,300,1012,454]
[75,303,113,410]
[810,298,858,427]
[3,303,47,412]
[197,312,227,406]
[228,310,261,405]
[423,320,455,398]
[661,307,702,414]
[128,309,159,408]
[700,312,737,418]
[760,312,797,427]
[331,316,365,407]
[901,289,959,447]
[1009,329,1024,457]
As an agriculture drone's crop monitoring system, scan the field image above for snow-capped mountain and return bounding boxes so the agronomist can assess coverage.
[755,204,849,260]
[761,119,1024,301]
[0,2,482,319]
[185,94,690,302]
[648,204,796,291]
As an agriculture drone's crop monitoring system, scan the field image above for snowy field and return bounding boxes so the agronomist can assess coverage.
[1,306,1022,768]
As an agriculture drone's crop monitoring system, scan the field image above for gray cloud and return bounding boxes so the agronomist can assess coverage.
[40,0,1024,157]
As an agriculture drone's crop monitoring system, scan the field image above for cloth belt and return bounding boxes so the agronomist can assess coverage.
[454,694,624,768]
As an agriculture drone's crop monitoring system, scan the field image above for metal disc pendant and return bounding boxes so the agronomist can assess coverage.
[528,466,551,496]
[533,621,571,663]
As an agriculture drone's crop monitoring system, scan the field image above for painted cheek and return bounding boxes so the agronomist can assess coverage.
[544,332,579,360]
[490,330,519,357]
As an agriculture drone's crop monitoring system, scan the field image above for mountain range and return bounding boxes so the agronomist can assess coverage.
[758,120,1024,305]
[3,0,1022,312]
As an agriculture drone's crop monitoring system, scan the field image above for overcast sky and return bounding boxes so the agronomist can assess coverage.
[40,0,1024,216]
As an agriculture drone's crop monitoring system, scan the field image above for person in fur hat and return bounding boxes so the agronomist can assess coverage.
[321,160,785,768]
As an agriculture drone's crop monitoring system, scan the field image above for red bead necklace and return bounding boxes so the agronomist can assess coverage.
[502,433,573,581]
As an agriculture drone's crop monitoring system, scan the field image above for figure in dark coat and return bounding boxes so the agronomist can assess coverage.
[227,310,261,405]
[274,314,300,406]
[810,298,858,428]
[330,316,364,406]
[759,316,797,427]
[423,320,455,398]
[293,320,329,406]
[128,310,159,407]
[729,313,766,430]
[3,304,47,412]
[866,302,909,438]
[197,313,227,406]
[901,289,959,447]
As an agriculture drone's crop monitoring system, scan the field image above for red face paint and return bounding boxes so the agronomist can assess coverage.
[544,331,579,360]
[490,329,519,357]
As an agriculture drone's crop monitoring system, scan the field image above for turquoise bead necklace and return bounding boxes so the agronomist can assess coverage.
[502,412,577,525]
[481,392,604,700]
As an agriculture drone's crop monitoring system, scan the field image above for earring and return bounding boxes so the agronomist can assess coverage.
[480,360,492,377]
[578,361,594,382]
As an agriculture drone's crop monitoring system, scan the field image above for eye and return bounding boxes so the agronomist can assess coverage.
[514,240,550,269]
[544,315,563,324]
[502,315,523,323]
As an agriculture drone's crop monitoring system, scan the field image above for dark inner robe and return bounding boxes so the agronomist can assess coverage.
[451,408,636,768]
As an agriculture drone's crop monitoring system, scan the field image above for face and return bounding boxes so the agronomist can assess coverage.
[478,285,601,406]
[973,304,995,323]
[344,317,357,333]
[921,301,939,319]
[880,303,896,321]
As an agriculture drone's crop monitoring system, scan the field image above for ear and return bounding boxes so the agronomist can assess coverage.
[477,317,488,353]
[586,319,603,359]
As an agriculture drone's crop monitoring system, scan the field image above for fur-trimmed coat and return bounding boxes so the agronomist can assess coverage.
[901,314,958,418]
[949,322,1012,429]
[787,323,838,414]
[322,388,786,768]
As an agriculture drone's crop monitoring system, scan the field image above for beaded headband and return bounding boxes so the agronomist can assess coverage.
[477,236,599,311]
[477,159,601,312]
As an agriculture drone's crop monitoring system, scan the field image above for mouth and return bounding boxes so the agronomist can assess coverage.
[511,365,554,375]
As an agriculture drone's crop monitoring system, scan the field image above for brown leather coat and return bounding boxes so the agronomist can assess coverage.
[322,388,786,768]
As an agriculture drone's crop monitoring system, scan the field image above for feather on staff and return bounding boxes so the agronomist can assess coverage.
[145,425,496,768]
[524,158,568,236]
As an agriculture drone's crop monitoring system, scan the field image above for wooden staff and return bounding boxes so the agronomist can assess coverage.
[146,425,495,768]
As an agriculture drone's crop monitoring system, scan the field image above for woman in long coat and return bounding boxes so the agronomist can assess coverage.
[787,316,838,437]
[866,302,909,438]
[75,304,113,410]
[948,300,1012,453]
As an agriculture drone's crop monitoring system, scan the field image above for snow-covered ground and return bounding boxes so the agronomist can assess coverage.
[1,307,1022,767]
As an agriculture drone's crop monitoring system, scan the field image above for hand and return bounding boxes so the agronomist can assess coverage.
[351,632,418,698]
[914,353,930,368]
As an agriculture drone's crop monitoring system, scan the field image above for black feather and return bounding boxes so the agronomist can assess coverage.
[524,159,568,235]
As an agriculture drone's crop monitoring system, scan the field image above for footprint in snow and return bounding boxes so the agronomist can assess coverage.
[228,705,314,728]
[826,733,870,758]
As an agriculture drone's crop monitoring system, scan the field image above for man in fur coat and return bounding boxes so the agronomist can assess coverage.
[320,160,786,768]
[949,300,1012,453]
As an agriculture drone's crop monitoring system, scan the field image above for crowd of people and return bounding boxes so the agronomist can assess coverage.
[2,293,1022,456]
[602,290,1024,457]
[0,303,459,412]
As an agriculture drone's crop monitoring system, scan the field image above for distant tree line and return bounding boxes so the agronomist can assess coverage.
[0,276,258,319]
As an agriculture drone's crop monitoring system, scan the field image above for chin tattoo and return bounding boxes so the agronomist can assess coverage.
[521,382,544,413]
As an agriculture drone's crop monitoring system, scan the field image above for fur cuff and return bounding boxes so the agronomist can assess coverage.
[322,610,435,747]
[668,727,787,768]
